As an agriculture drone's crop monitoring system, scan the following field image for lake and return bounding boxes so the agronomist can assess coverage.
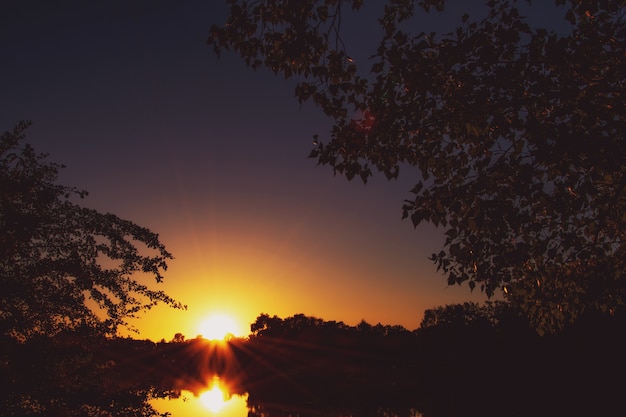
[151,377,249,417]
[149,376,428,417]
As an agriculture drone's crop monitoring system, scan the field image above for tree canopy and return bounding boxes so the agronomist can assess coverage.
[209,0,626,333]
[0,121,185,341]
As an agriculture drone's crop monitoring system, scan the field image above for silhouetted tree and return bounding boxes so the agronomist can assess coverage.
[171,333,186,343]
[1,121,185,416]
[420,302,494,329]
[209,0,626,333]
[1,121,185,341]
[250,313,286,337]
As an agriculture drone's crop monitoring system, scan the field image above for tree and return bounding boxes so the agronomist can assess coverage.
[172,332,186,343]
[209,0,626,333]
[420,302,492,329]
[250,313,285,337]
[0,121,185,341]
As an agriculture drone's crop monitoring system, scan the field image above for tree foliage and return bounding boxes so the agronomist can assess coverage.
[209,0,626,333]
[0,121,185,341]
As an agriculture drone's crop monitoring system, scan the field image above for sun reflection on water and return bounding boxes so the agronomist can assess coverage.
[200,377,232,412]
[150,377,248,417]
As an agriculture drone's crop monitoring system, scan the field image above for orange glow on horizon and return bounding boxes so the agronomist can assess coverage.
[122,223,490,344]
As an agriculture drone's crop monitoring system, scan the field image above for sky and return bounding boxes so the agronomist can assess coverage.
[0,0,560,341]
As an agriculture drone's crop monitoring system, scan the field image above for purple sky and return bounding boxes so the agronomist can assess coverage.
[1,0,567,340]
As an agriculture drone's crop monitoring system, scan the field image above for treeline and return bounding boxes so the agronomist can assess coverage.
[232,305,626,417]
[2,303,624,417]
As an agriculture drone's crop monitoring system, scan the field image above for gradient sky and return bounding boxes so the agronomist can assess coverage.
[2,0,572,341]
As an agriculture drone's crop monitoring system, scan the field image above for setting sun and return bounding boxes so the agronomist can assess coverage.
[198,314,239,341]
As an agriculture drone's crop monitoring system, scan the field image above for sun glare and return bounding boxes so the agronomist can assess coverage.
[199,314,239,341]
